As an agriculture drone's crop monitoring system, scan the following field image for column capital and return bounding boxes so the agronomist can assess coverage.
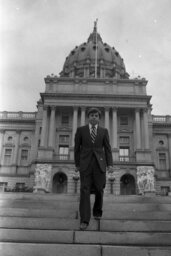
[73,106,79,110]
[104,107,110,111]
[80,106,86,110]
[135,108,141,113]
[142,107,148,113]
[50,106,56,111]
[16,130,21,134]
[43,105,49,111]
[112,107,118,111]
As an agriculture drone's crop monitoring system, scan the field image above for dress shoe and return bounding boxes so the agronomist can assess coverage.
[80,222,88,231]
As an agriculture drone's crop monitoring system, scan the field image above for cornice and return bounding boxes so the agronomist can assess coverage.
[44,76,148,86]
[0,119,35,124]
[40,92,151,101]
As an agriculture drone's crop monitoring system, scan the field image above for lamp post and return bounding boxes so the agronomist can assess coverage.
[108,172,115,194]
[73,173,80,194]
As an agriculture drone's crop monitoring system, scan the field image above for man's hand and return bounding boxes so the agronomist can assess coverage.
[75,167,80,172]
[107,166,113,173]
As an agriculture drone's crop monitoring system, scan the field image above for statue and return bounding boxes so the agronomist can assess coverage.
[137,166,155,195]
[34,164,52,193]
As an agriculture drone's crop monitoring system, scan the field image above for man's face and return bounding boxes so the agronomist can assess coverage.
[88,112,100,125]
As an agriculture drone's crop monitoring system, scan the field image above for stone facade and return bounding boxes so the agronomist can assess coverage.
[0,25,171,195]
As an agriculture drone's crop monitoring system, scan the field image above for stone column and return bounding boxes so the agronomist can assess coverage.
[81,107,86,126]
[112,107,118,148]
[40,106,48,147]
[13,130,21,165]
[48,106,56,148]
[105,107,110,131]
[142,108,150,149]
[168,134,171,176]
[135,108,141,149]
[72,107,78,146]
[31,122,40,160]
[0,130,5,164]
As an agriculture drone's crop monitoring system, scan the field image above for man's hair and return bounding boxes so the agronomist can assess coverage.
[87,108,101,118]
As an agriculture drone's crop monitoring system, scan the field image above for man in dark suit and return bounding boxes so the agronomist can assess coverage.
[74,107,113,230]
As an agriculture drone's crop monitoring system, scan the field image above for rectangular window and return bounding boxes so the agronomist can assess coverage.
[119,147,129,162]
[21,149,28,160]
[59,146,69,160]
[161,186,170,196]
[0,182,8,187]
[20,149,29,165]
[4,148,12,165]
[159,153,166,170]
[39,127,42,134]
[59,135,69,144]
[120,136,129,144]
[61,114,69,125]
[120,116,128,126]
[15,183,25,191]
[0,182,8,191]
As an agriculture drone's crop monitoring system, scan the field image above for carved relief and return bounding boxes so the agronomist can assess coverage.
[34,164,52,192]
[137,166,155,194]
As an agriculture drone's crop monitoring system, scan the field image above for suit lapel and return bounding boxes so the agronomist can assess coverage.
[85,125,92,144]
[95,126,101,144]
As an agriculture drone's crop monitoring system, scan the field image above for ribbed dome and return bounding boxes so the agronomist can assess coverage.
[60,23,129,79]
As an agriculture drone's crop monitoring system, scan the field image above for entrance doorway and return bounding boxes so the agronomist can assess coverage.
[52,172,67,193]
[120,174,136,195]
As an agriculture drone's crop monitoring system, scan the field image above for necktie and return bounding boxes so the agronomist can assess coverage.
[91,126,96,143]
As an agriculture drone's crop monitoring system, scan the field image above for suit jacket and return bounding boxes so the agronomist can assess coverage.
[74,124,113,172]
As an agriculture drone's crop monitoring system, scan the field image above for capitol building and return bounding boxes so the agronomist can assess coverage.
[0,24,171,196]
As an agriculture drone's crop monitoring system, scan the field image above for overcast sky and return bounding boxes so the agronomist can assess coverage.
[0,0,171,115]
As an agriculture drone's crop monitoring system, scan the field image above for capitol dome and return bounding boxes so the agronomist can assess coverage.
[60,22,129,79]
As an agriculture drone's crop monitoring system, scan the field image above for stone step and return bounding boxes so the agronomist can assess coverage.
[1,192,171,203]
[0,199,79,209]
[103,210,171,220]
[103,203,171,211]
[1,207,171,220]
[100,219,171,232]
[1,229,171,246]
[1,199,171,211]
[1,217,171,232]
[1,243,171,256]
[0,193,80,201]
[75,231,171,246]
[0,208,78,218]
[0,217,97,231]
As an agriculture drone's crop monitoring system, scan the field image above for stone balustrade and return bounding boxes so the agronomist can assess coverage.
[0,111,36,119]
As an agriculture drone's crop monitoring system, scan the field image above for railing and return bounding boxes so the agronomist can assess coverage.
[119,156,136,162]
[53,154,70,161]
[53,155,136,162]
[0,111,36,120]
[152,115,171,123]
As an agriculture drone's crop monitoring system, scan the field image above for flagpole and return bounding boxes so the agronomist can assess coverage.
[95,19,98,78]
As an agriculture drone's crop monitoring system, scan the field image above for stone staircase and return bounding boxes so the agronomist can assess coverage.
[0,193,171,256]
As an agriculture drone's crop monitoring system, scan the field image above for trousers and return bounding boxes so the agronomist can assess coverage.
[79,155,106,223]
